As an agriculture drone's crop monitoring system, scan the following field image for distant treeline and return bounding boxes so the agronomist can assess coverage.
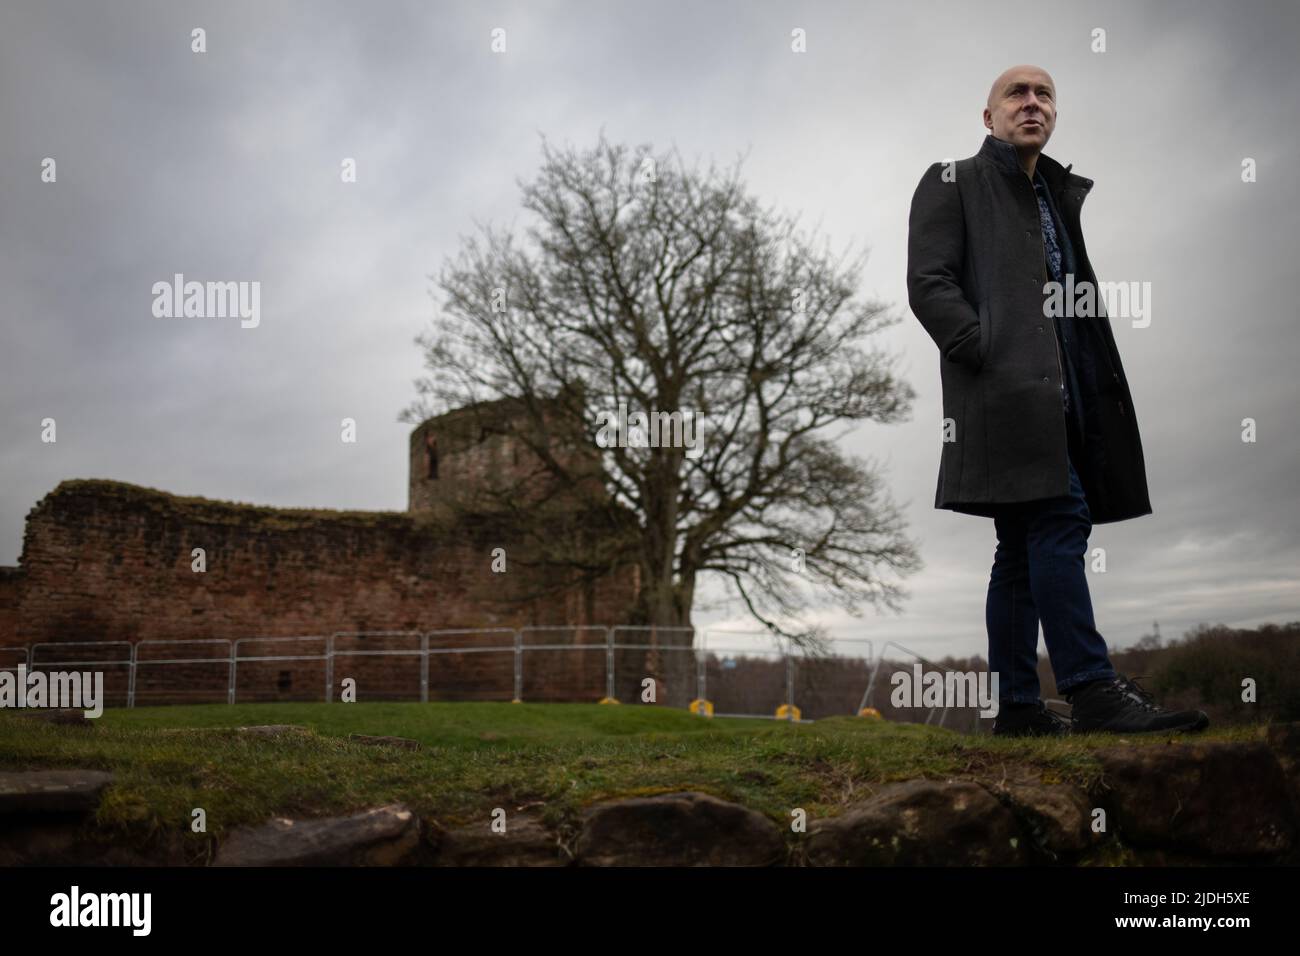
[904,620,1300,733]
[1106,620,1300,727]
[716,620,1300,732]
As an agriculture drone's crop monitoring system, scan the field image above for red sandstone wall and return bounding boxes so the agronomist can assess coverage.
[3,480,637,653]
[0,568,21,656]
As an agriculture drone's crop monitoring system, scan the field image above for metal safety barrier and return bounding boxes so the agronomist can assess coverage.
[860,639,1002,730]
[1,631,985,729]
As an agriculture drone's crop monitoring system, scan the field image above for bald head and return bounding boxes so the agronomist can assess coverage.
[984,65,1057,160]
[987,65,1055,110]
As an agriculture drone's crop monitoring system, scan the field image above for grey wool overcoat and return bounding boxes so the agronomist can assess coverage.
[906,134,1152,524]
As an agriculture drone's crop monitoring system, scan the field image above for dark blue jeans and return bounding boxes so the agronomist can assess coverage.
[985,428,1116,704]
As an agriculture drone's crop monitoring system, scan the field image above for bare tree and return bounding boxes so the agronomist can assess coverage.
[402,132,921,646]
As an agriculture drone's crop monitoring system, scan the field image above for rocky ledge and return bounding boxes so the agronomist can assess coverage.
[2,724,1297,866]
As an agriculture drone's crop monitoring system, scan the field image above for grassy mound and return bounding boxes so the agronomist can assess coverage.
[0,703,1263,850]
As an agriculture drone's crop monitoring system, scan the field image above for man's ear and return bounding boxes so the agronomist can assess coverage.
[982,108,993,131]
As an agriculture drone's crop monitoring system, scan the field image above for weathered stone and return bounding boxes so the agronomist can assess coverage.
[348,733,421,751]
[575,791,785,866]
[233,725,311,738]
[436,817,566,866]
[1092,740,1295,857]
[0,770,113,814]
[989,778,1093,857]
[806,779,1028,866]
[0,823,190,866]
[213,803,423,866]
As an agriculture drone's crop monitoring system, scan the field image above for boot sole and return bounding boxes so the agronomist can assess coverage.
[1070,712,1210,735]
[992,721,1072,738]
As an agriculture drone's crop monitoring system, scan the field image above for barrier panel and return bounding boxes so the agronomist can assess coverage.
[860,640,990,730]
[790,638,875,720]
[610,626,697,708]
[330,631,424,702]
[424,628,518,702]
[28,641,133,708]
[132,639,233,707]
[701,631,793,719]
[0,646,29,675]
[231,636,328,704]
[519,626,610,703]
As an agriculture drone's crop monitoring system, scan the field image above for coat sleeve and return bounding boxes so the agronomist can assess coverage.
[907,162,983,371]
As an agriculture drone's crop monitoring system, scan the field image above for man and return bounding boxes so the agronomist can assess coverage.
[906,65,1208,737]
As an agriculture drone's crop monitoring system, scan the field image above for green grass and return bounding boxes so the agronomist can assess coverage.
[0,703,1267,859]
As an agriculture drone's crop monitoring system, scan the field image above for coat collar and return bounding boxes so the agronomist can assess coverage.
[978,134,1093,195]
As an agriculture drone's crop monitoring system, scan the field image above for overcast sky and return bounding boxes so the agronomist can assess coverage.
[2,0,1297,663]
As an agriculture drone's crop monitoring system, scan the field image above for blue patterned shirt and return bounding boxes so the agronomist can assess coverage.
[1033,170,1087,444]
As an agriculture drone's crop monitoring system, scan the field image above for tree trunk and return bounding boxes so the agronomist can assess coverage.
[629,568,696,707]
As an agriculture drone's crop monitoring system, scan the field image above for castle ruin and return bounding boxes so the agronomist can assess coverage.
[0,399,655,704]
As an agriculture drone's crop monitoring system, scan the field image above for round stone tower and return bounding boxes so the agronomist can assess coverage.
[408,396,605,519]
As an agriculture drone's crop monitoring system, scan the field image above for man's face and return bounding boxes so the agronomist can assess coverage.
[984,68,1056,151]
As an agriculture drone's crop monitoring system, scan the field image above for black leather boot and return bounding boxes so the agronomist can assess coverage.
[992,699,1072,737]
[1066,674,1209,734]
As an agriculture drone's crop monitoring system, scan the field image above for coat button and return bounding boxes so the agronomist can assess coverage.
[1041,375,1050,383]
[1036,324,1044,331]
